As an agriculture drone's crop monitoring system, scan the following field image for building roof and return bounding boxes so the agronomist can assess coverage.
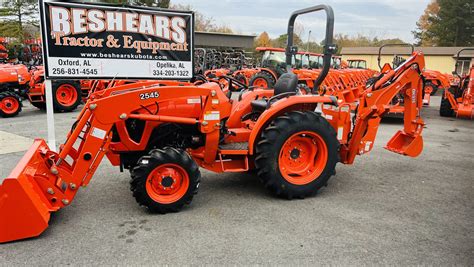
[341,47,474,57]
[195,31,256,49]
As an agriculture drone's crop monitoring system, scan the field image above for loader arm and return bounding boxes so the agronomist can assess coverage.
[340,51,426,164]
[0,82,231,243]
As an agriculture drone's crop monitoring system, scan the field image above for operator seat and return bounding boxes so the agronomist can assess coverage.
[251,73,299,112]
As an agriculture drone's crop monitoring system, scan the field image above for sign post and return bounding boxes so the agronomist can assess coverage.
[44,80,56,151]
[38,0,194,151]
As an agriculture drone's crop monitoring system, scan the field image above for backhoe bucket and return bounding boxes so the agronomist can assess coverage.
[0,139,54,243]
[385,130,423,157]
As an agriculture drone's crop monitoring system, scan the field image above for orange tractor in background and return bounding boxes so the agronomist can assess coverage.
[0,64,85,117]
[347,59,368,69]
[0,4,427,243]
[0,63,31,117]
[0,38,9,62]
[440,48,474,119]
[26,66,86,112]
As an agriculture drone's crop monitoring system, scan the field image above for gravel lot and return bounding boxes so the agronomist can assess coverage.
[0,95,473,265]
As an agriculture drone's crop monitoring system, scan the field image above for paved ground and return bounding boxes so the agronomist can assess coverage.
[0,96,473,265]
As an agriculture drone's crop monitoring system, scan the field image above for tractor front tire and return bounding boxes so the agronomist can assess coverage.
[0,92,22,118]
[234,74,247,86]
[255,111,339,199]
[426,82,439,96]
[130,148,201,213]
[52,81,82,112]
[440,93,454,117]
[249,72,276,89]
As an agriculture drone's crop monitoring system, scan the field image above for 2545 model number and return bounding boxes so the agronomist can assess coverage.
[139,91,159,100]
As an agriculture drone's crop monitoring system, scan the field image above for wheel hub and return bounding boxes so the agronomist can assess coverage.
[279,131,328,185]
[290,148,300,159]
[145,163,190,204]
[161,176,174,188]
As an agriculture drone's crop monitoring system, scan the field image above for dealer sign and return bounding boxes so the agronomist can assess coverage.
[39,0,194,80]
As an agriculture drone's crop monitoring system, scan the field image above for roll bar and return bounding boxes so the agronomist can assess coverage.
[377,43,414,70]
[286,5,337,92]
[453,48,474,77]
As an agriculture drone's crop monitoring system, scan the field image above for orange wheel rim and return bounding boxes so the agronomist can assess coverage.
[425,85,433,94]
[55,84,77,106]
[253,78,268,88]
[146,164,189,204]
[1,96,20,114]
[279,131,328,185]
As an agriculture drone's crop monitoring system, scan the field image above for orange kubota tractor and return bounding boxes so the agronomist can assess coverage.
[0,63,31,117]
[0,4,426,243]
[440,48,474,119]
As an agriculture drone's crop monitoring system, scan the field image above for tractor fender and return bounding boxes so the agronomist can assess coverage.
[247,95,336,155]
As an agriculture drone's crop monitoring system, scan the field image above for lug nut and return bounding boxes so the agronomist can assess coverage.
[62,199,70,205]
[50,167,59,175]
[47,188,55,195]
[70,183,77,190]
[119,113,127,120]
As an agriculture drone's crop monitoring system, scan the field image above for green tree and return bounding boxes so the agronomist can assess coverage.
[414,0,473,46]
[413,1,440,46]
[0,0,38,41]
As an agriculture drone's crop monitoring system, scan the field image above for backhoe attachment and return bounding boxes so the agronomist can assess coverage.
[338,51,426,164]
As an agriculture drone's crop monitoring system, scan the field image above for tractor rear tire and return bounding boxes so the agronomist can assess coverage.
[52,81,82,112]
[0,92,22,118]
[255,111,339,199]
[130,147,201,213]
[249,72,276,89]
[440,93,454,117]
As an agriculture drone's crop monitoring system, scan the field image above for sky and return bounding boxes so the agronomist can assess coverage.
[171,0,432,43]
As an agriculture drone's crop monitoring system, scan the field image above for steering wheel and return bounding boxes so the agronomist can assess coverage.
[192,74,208,85]
[219,75,248,92]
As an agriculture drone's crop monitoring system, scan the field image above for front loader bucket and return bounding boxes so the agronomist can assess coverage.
[0,139,53,243]
[385,130,423,157]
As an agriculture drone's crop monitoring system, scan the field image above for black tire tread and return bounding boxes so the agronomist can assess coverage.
[130,147,200,214]
[249,71,276,89]
[255,111,339,199]
[52,80,82,112]
[0,91,22,118]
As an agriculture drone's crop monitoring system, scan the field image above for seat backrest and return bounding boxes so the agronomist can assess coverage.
[274,73,298,95]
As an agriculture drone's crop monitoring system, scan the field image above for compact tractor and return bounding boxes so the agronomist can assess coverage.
[440,48,474,119]
[0,4,426,243]
[0,63,31,117]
